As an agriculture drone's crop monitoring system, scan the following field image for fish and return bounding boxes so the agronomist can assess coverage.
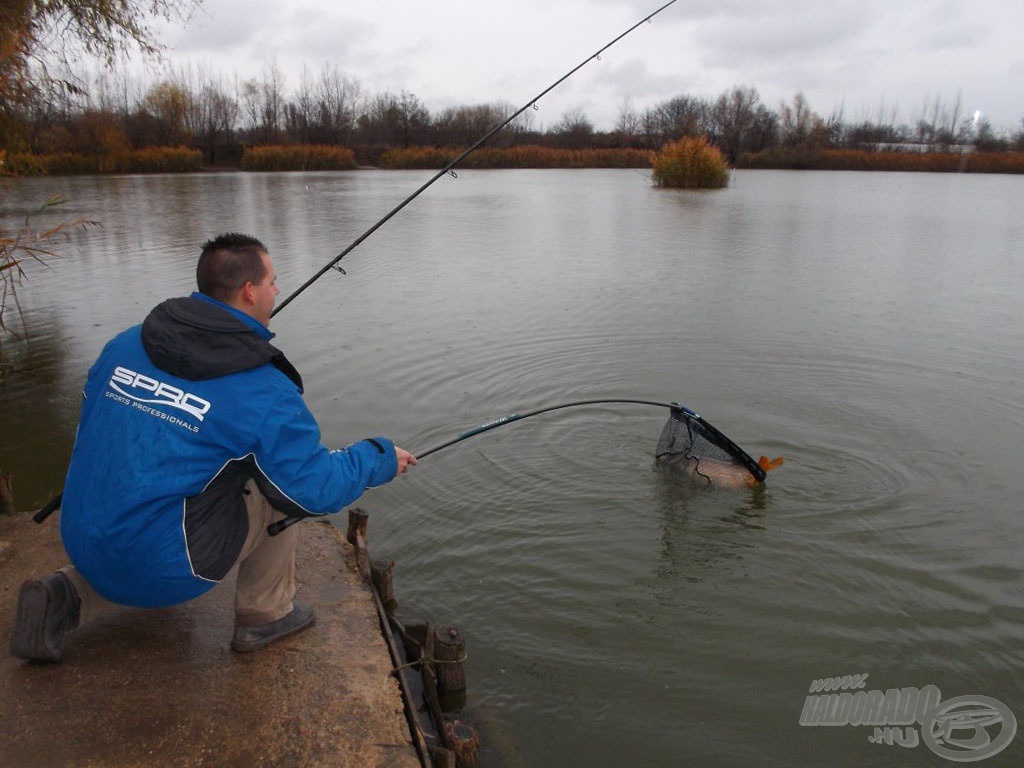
[657,453,784,489]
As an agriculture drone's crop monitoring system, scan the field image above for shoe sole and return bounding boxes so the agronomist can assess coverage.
[9,581,61,662]
[230,613,315,653]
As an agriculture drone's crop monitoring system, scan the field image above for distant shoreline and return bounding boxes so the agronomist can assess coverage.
[5,145,1023,176]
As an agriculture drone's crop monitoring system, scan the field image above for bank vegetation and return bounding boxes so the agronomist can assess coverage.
[2,38,1023,174]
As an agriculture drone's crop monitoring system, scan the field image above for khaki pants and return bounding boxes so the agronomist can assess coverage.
[63,478,298,627]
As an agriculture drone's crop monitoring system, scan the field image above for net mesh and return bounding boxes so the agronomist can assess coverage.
[655,407,765,487]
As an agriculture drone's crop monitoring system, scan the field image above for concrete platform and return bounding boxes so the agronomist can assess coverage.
[0,511,420,768]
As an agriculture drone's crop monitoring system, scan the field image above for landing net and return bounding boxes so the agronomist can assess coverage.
[655,406,766,487]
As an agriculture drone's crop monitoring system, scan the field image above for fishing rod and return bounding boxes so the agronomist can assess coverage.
[267,398,685,535]
[32,1,681,528]
[271,0,681,317]
[415,398,680,459]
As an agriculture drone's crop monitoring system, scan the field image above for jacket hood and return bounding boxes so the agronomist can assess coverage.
[141,297,302,390]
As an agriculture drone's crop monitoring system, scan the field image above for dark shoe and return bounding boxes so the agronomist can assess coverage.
[10,572,82,663]
[231,601,315,653]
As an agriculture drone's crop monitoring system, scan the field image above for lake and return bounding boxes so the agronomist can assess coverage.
[2,168,1023,766]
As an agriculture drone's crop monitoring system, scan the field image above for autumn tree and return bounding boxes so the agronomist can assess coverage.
[614,97,642,146]
[434,102,526,147]
[283,65,317,144]
[550,107,594,149]
[779,93,825,146]
[311,65,362,146]
[142,81,190,146]
[359,90,431,147]
[1,0,200,149]
[176,65,239,162]
[711,86,763,162]
[643,95,712,146]
[240,59,287,145]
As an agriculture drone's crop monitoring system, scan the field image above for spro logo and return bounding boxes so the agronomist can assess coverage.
[109,366,212,422]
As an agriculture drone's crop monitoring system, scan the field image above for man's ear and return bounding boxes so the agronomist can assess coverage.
[240,281,256,306]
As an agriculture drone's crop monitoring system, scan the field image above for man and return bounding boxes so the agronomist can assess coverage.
[10,233,416,662]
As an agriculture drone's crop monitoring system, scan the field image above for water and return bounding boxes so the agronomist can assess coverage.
[2,169,1023,766]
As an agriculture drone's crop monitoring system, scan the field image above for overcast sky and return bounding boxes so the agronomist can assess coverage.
[150,0,1024,133]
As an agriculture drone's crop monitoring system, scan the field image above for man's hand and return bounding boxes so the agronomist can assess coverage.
[395,446,418,475]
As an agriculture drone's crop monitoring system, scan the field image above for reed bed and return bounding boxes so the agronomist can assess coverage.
[4,147,202,175]
[377,145,654,169]
[241,144,357,171]
[737,148,1024,174]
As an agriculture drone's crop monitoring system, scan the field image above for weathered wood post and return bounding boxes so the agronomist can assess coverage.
[433,624,467,710]
[427,746,456,768]
[346,507,368,545]
[370,559,396,612]
[0,472,15,516]
[443,720,481,768]
[346,507,370,578]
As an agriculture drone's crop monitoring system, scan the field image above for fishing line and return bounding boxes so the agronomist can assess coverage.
[30,0,681,529]
[271,0,681,317]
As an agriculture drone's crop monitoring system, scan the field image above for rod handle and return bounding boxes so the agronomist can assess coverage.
[33,492,63,524]
[267,516,302,537]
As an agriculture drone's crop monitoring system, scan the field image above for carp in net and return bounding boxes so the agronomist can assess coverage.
[655,404,783,489]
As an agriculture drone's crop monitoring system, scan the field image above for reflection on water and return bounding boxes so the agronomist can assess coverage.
[2,169,1023,766]
[651,474,769,581]
[0,321,78,506]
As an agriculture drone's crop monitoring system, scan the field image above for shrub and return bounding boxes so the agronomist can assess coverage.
[652,136,729,188]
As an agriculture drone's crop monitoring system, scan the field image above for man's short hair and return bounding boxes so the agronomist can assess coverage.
[197,233,269,303]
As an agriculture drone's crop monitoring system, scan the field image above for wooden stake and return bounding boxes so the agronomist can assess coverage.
[346,508,370,578]
[346,507,369,545]
[0,473,14,516]
[433,624,467,710]
[421,623,447,731]
[443,720,480,768]
[370,559,396,612]
[427,746,456,768]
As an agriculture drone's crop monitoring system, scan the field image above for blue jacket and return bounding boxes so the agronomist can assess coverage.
[61,293,398,608]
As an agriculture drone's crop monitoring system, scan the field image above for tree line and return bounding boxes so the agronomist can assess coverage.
[4,60,1023,167]
[3,0,1023,168]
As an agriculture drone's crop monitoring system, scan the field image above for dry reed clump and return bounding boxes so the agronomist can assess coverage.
[241,144,357,171]
[1,200,94,368]
[651,137,729,189]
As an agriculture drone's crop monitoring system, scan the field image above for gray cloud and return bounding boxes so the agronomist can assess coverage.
[147,0,1021,131]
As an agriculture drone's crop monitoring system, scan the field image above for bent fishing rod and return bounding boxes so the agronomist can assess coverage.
[33,0,680,527]
[271,0,680,317]
[266,398,687,535]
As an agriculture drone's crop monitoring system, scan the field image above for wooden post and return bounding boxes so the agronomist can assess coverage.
[443,721,480,768]
[426,746,456,768]
[402,621,429,654]
[370,559,396,612]
[433,624,467,710]
[346,508,370,579]
[346,507,368,545]
[0,472,14,516]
